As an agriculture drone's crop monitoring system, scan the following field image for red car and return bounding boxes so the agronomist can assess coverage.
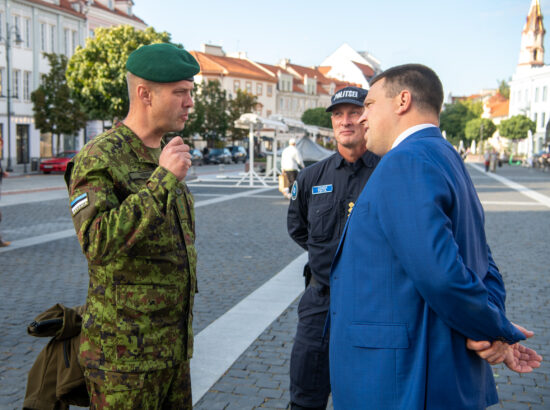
[39,151,78,174]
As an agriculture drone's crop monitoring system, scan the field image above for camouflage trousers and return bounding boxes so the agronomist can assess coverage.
[84,360,192,409]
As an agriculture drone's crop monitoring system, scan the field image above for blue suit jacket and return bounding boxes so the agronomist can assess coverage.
[329,127,525,410]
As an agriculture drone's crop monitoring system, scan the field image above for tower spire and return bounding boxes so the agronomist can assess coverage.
[518,0,545,66]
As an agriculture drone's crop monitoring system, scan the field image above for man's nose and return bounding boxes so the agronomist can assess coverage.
[358,111,367,126]
[185,95,194,108]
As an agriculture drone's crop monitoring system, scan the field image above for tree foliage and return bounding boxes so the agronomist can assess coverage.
[228,89,258,142]
[439,100,482,144]
[499,115,536,140]
[464,118,496,141]
[180,80,229,146]
[301,107,333,129]
[66,25,171,122]
[498,79,511,99]
[31,53,87,155]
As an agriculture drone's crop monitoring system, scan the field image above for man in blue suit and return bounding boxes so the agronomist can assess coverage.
[329,64,542,409]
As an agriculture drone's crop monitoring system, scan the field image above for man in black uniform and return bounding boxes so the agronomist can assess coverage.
[287,86,379,409]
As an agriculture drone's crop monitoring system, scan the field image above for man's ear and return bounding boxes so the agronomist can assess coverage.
[137,84,153,106]
[395,90,412,114]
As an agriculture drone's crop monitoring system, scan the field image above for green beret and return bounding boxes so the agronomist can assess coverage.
[126,43,200,83]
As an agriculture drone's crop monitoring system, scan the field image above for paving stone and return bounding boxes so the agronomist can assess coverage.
[3,168,550,409]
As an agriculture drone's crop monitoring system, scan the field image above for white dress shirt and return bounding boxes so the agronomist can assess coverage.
[391,124,438,150]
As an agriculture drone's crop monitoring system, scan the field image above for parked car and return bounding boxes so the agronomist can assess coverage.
[206,148,232,164]
[39,151,78,174]
[226,145,248,163]
[190,149,204,166]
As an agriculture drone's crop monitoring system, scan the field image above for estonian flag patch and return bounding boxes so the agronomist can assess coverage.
[71,193,89,216]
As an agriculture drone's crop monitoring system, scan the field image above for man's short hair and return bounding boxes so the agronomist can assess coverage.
[370,64,444,115]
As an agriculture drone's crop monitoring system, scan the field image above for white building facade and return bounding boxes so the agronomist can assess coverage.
[0,0,146,172]
[509,0,550,149]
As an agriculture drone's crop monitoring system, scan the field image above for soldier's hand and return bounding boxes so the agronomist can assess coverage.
[159,137,192,181]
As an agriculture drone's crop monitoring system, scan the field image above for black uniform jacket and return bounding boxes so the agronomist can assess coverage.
[287,150,380,287]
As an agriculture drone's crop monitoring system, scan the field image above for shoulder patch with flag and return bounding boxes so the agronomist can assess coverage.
[71,193,89,216]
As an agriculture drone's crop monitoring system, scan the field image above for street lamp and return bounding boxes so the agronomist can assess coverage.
[1,0,23,172]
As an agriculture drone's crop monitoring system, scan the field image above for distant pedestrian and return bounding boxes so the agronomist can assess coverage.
[281,138,304,198]
[0,136,10,247]
[65,43,200,409]
[484,150,490,172]
[490,149,498,172]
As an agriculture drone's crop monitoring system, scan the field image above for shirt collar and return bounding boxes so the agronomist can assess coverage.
[334,149,379,169]
[391,124,438,150]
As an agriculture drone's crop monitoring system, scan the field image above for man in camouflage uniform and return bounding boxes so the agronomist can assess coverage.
[65,43,200,409]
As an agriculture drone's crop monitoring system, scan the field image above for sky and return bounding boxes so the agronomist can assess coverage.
[132,0,549,97]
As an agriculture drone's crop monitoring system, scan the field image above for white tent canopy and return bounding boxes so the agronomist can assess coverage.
[234,113,288,132]
[234,113,288,186]
[296,136,334,162]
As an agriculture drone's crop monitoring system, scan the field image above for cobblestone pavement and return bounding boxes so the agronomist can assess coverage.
[1,163,549,409]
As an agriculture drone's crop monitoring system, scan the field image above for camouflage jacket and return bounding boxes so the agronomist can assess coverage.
[65,123,197,373]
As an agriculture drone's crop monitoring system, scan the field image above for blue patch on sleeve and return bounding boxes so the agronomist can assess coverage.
[291,181,298,200]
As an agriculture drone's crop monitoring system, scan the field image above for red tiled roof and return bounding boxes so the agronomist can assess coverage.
[317,66,331,75]
[486,93,509,118]
[491,100,509,117]
[90,1,146,24]
[90,1,146,25]
[190,51,226,75]
[352,61,375,78]
[25,0,86,18]
[286,63,332,85]
[191,51,276,82]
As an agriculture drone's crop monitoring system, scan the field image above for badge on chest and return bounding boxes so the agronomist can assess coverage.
[312,184,333,195]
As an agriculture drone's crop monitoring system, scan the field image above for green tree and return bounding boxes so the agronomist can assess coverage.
[498,79,511,99]
[66,25,171,123]
[301,107,333,129]
[227,89,258,142]
[31,53,87,155]
[439,100,482,144]
[464,118,496,142]
[499,115,536,140]
[182,80,229,146]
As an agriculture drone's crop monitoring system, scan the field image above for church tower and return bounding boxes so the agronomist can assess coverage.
[518,0,546,67]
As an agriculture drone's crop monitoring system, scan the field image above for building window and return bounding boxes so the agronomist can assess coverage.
[233,80,240,92]
[13,69,20,99]
[23,71,31,100]
[14,16,20,46]
[541,112,546,128]
[50,25,56,52]
[279,97,284,110]
[256,83,262,96]
[535,87,539,102]
[267,84,273,97]
[543,86,548,102]
[534,112,538,125]
[24,18,30,47]
[0,68,3,96]
[72,30,78,52]
[246,81,252,93]
[64,28,70,56]
[40,23,46,52]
